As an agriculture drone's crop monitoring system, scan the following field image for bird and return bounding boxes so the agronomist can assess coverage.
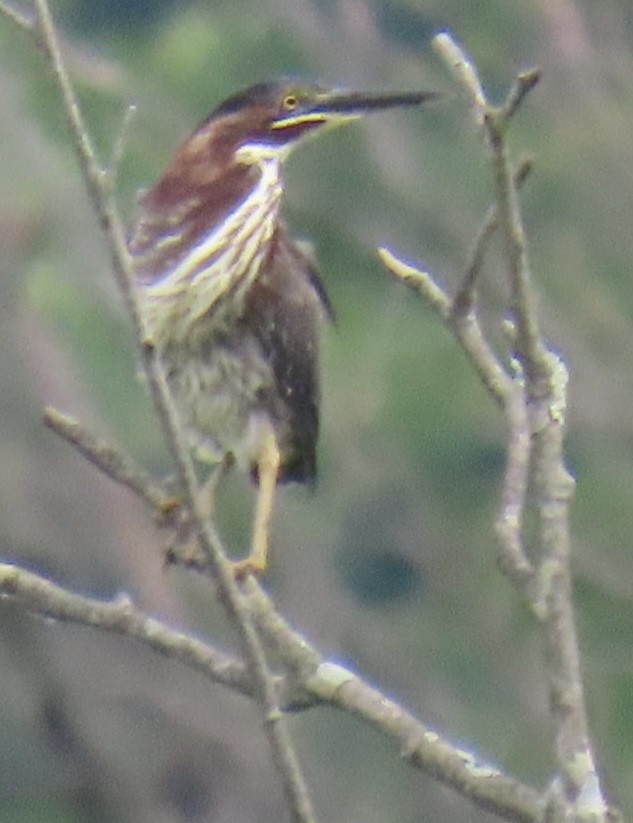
[128,80,439,576]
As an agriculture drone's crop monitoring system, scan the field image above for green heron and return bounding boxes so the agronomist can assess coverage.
[129,81,438,575]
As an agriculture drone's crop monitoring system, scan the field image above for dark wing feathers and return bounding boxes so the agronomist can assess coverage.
[245,230,331,484]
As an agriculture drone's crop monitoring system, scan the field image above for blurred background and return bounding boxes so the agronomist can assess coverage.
[2,0,633,820]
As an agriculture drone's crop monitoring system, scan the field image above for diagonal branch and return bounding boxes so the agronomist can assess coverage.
[32,405,551,820]
[242,580,545,823]
[314,665,544,823]
[0,562,252,697]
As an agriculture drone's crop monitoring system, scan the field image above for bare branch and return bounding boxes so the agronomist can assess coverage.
[245,581,544,822]
[3,6,612,819]
[485,116,550,389]
[377,247,452,318]
[378,160,532,410]
[312,664,545,823]
[1,549,546,821]
[433,31,609,819]
[38,406,547,823]
[529,356,604,814]
[433,33,547,386]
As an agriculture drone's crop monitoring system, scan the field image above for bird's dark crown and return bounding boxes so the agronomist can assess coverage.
[208,80,321,120]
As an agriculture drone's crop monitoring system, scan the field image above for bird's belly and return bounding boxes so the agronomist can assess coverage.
[163,335,276,468]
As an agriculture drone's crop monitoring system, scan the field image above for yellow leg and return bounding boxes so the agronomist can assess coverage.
[233,432,280,578]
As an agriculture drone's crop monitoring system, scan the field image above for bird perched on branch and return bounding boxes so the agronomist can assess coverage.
[129,80,439,576]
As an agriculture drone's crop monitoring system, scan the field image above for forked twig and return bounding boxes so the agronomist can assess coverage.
[433,31,607,820]
[452,156,533,316]
[380,28,609,823]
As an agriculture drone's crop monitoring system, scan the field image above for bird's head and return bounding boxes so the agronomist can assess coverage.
[131,80,441,274]
[196,80,441,166]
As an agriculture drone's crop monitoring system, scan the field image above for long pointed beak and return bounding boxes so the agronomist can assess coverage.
[315,89,442,115]
[271,89,441,130]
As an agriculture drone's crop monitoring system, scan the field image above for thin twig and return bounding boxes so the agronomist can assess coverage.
[485,115,550,390]
[381,169,534,410]
[502,70,542,124]
[25,1,143,339]
[105,102,137,191]
[453,156,533,315]
[30,3,316,820]
[435,32,547,385]
[377,248,452,318]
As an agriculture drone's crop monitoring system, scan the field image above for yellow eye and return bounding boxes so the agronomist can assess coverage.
[282,94,298,111]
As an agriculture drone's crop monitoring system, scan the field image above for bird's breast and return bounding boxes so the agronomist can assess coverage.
[132,157,285,347]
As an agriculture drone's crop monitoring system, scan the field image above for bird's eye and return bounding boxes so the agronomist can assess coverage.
[282,94,298,111]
